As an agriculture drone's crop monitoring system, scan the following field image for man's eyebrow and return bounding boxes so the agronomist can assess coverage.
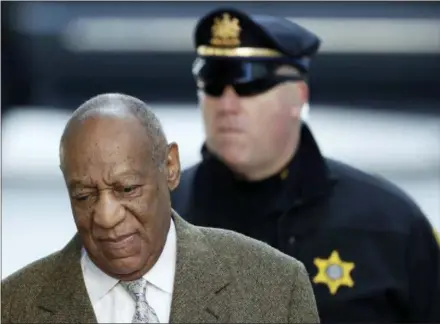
[112,169,145,179]
[67,171,145,189]
[67,178,93,190]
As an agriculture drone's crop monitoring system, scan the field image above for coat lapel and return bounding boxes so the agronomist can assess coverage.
[35,235,96,323]
[170,212,233,323]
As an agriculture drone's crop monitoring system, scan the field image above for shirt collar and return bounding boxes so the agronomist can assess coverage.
[143,219,176,294]
[81,219,177,304]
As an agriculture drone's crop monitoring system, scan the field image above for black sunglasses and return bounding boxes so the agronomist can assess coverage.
[198,75,303,97]
[193,58,304,97]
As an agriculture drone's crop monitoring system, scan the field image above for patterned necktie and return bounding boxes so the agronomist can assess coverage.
[120,278,160,323]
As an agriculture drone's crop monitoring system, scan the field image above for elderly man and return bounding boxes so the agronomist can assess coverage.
[1,93,319,324]
[171,7,440,323]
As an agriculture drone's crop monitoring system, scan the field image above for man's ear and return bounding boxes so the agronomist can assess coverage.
[166,142,181,191]
[291,82,309,119]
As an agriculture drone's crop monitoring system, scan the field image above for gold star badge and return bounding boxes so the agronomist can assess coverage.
[313,250,355,295]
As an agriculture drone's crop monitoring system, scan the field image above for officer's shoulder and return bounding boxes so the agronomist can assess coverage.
[174,163,201,196]
[180,163,200,181]
[327,158,425,222]
[171,163,201,210]
[200,225,304,276]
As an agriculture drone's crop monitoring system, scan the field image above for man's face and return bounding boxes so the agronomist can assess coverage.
[199,72,305,171]
[61,115,180,280]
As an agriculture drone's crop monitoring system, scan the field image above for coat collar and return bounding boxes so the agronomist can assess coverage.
[35,212,232,323]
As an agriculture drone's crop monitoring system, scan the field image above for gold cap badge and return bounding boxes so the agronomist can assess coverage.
[210,13,241,47]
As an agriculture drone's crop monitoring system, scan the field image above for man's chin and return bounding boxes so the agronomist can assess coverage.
[106,256,145,277]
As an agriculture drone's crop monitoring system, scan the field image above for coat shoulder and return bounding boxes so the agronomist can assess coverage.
[198,227,319,322]
[2,251,61,302]
[200,226,306,280]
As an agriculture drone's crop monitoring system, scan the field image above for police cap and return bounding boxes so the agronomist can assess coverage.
[193,7,321,74]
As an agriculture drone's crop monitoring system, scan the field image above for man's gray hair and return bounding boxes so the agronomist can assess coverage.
[60,93,168,171]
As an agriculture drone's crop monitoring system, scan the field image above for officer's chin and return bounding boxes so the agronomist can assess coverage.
[220,148,251,168]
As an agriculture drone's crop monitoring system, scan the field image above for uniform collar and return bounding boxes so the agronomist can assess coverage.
[200,122,335,210]
[291,123,336,203]
[81,219,177,305]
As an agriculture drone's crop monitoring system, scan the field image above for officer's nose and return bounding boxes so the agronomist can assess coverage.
[217,86,241,114]
[93,190,125,229]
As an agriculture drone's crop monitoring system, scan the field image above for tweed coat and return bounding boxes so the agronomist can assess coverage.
[1,212,319,323]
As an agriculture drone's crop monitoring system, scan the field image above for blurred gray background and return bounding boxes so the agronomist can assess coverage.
[2,1,440,279]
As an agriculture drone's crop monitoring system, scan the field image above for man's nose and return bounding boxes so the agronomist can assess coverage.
[93,190,125,229]
[217,86,241,113]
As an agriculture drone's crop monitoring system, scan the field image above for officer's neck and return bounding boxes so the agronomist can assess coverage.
[228,136,300,182]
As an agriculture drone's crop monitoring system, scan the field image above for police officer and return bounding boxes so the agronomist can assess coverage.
[171,7,440,323]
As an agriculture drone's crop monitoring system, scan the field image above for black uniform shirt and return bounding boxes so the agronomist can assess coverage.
[172,124,440,322]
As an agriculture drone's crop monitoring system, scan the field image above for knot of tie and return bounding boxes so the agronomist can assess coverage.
[120,278,160,323]
[121,278,148,302]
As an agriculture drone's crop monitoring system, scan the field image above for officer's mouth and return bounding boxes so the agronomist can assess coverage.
[216,125,244,133]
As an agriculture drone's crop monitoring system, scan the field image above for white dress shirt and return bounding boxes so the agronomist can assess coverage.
[81,220,177,323]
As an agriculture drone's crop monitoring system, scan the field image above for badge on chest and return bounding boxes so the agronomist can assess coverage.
[312,250,355,295]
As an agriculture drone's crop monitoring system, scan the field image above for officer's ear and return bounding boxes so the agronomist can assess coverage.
[166,142,181,191]
[297,81,309,106]
[288,82,308,119]
[276,65,308,118]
